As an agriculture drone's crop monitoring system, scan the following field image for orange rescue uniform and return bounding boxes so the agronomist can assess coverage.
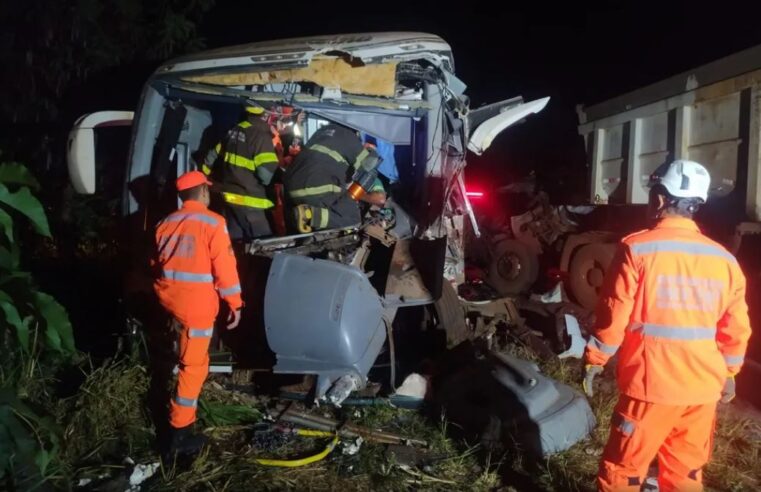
[585,217,751,491]
[154,200,242,428]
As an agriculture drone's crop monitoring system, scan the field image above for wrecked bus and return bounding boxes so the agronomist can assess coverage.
[66,32,550,403]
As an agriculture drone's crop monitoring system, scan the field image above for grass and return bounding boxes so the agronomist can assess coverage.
[36,346,761,491]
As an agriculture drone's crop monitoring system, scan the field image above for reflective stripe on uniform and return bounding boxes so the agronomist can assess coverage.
[629,322,716,340]
[288,184,343,198]
[723,354,744,366]
[630,240,737,263]
[163,213,218,227]
[202,143,222,175]
[318,208,329,229]
[588,335,619,355]
[163,270,214,283]
[219,284,241,296]
[222,192,274,209]
[223,151,278,171]
[238,121,252,128]
[189,327,214,338]
[353,148,370,170]
[175,396,198,407]
[310,144,348,165]
[654,274,723,312]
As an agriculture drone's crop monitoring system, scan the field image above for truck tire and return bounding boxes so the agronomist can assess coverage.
[486,239,539,295]
[568,242,616,311]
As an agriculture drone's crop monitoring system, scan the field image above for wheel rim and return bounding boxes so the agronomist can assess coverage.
[586,263,605,291]
[497,252,522,280]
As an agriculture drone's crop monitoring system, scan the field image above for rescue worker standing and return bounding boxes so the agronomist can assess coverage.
[583,160,751,491]
[283,123,386,232]
[154,171,243,458]
[202,103,279,239]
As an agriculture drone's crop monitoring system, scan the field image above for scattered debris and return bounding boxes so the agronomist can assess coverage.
[251,423,292,451]
[530,282,565,304]
[127,461,160,491]
[433,343,596,456]
[557,314,586,359]
[273,405,428,447]
[393,373,428,399]
[398,464,458,485]
[325,374,360,407]
[341,436,364,456]
[251,424,339,468]
[385,444,445,468]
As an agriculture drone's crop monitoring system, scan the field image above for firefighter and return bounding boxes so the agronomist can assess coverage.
[201,103,279,240]
[269,106,303,168]
[582,160,751,491]
[283,123,386,233]
[154,171,243,459]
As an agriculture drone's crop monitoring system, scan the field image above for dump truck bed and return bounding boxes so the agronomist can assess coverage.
[577,43,761,223]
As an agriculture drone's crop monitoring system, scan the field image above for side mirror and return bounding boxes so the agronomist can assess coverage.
[67,111,133,193]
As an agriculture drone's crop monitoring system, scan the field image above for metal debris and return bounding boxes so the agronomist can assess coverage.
[127,461,160,491]
[341,436,364,456]
[272,405,428,447]
[557,314,586,359]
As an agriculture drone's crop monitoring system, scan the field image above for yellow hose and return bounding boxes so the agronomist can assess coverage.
[254,434,339,467]
[294,429,335,438]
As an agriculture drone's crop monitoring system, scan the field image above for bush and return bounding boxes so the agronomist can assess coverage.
[0,161,76,487]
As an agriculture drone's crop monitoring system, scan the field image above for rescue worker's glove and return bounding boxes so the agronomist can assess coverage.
[720,376,736,403]
[226,308,242,330]
[362,191,387,207]
[582,364,603,397]
[293,204,313,233]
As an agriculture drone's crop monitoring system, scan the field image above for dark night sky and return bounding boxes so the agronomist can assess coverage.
[196,0,761,199]
[70,0,761,200]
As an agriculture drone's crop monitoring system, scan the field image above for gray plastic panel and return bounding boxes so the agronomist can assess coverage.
[490,352,596,455]
[264,254,386,396]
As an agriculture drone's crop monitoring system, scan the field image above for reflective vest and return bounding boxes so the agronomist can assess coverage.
[585,217,751,405]
[154,200,242,325]
[202,117,279,210]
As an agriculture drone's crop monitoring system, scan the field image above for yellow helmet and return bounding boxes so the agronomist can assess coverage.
[244,103,265,115]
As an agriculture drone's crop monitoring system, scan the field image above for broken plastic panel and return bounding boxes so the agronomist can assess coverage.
[489,351,596,454]
[264,254,387,402]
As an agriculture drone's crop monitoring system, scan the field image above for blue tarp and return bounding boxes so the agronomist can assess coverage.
[360,132,398,183]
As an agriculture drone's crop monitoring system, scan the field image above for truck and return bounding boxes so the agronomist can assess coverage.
[66,32,551,403]
[476,42,761,406]
[572,43,761,403]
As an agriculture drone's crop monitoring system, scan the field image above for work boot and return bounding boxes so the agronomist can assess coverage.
[162,424,207,465]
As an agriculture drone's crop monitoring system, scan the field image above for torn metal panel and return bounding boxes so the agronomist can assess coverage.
[468,97,551,155]
[161,32,454,75]
[384,238,433,303]
[444,215,466,285]
[182,57,399,98]
[163,80,430,112]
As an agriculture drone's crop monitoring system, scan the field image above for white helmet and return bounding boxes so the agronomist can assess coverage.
[649,160,711,202]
